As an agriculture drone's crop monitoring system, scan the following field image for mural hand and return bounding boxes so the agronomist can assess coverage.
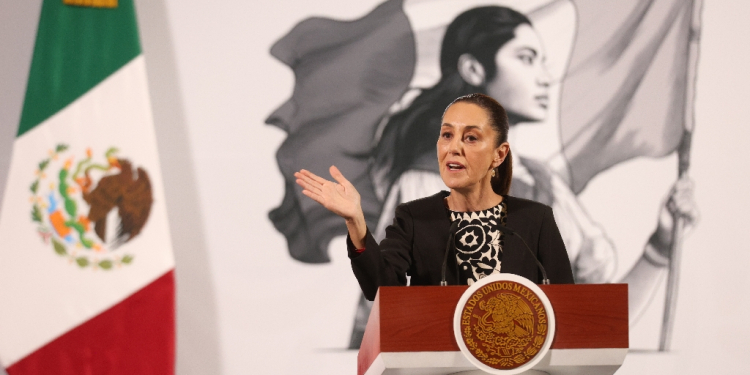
[650,176,700,258]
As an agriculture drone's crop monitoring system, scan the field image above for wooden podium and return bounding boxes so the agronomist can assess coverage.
[358,284,628,375]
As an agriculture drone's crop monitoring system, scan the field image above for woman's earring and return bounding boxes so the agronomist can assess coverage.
[491,169,496,178]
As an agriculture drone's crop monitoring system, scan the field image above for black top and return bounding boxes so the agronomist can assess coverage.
[347,191,575,301]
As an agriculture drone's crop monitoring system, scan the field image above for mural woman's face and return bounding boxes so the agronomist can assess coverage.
[485,24,551,123]
[437,102,508,193]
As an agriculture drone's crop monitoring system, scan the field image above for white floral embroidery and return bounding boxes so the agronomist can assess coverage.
[450,202,507,284]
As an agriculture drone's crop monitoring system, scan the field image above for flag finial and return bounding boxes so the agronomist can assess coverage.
[63,0,117,8]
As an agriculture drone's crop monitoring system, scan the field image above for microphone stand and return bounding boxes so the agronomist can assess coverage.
[440,220,460,286]
[496,224,550,285]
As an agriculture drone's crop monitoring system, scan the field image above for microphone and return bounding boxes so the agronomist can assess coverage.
[440,220,461,286]
[495,224,550,285]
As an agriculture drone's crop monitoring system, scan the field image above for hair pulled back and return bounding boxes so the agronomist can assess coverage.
[447,93,512,195]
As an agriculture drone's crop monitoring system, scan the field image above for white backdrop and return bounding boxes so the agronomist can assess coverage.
[1,0,750,374]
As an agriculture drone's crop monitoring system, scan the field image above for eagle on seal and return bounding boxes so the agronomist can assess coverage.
[75,151,153,248]
[478,293,535,339]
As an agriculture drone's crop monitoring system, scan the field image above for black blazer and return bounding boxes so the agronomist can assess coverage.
[348,191,574,301]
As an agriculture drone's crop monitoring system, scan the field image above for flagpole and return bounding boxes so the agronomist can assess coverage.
[659,0,703,352]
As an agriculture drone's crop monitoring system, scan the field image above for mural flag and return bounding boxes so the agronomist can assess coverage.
[559,0,698,193]
[266,0,415,263]
[0,1,175,374]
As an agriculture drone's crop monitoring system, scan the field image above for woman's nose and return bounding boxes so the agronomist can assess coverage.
[537,65,552,88]
[448,137,461,154]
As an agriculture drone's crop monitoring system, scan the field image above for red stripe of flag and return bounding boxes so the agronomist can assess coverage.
[7,270,175,375]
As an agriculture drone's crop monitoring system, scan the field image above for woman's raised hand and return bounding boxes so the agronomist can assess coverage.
[295,166,362,220]
[295,166,367,247]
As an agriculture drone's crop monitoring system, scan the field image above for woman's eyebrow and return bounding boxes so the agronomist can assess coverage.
[517,47,538,57]
[441,124,482,131]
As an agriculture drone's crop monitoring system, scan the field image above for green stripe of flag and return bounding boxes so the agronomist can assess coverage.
[18,0,141,137]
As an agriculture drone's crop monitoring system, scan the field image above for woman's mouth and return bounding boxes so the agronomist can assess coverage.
[535,95,549,109]
[447,162,465,171]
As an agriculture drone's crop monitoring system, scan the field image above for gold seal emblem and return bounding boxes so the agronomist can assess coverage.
[454,274,555,374]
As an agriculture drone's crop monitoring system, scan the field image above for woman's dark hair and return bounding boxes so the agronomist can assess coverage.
[448,93,513,195]
[371,6,529,197]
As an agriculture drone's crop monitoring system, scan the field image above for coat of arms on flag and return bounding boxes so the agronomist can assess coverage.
[30,144,153,270]
[266,0,701,351]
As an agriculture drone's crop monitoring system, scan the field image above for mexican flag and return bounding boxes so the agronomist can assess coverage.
[0,1,175,373]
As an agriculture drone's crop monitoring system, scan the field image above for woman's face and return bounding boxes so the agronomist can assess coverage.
[437,102,509,193]
[485,24,551,123]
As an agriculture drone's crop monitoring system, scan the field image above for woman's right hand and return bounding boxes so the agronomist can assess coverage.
[295,166,367,247]
[295,165,363,220]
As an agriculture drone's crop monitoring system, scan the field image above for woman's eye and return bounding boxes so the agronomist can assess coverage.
[465,135,477,142]
[519,54,533,65]
[441,132,452,139]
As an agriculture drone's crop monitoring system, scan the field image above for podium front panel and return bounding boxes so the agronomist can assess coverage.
[359,284,628,375]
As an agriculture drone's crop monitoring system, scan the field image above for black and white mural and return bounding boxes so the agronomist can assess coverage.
[268,0,700,350]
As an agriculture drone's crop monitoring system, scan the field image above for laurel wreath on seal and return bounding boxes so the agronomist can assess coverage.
[30,143,136,270]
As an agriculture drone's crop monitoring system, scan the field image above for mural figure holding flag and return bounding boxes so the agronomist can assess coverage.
[267,0,700,349]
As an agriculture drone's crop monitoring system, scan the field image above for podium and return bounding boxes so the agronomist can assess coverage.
[358,284,628,375]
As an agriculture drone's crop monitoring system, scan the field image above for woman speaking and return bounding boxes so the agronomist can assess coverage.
[295,94,574,300]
